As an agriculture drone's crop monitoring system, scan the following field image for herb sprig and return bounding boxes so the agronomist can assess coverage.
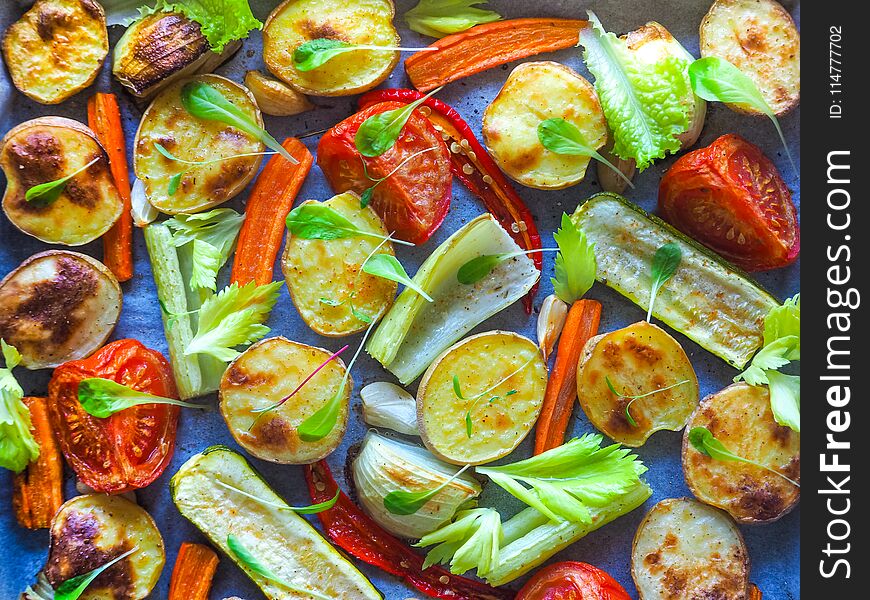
[355,87,441,157]
[77,378,209,418]
[538,118,635,189]
[457,248,556,285]
[287,203,414,246]
[226,535,329,599]
[359,146,438,208]
[604,376,691,427]
[384,465,470,515]
[53,547,138,600]
[216,480,339,514]
[453,358,532,437]
[25,157,100,204]
[154,142,275,196]
[293,38,436,71]
[688,426,799,487]
[646,243,681,322]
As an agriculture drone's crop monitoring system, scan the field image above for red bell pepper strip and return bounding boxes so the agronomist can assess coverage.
[305,461,514,600]
[359,88,542,314]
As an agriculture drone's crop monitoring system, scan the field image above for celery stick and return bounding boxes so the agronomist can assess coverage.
[485,481,652,586]
[144,223,203,399]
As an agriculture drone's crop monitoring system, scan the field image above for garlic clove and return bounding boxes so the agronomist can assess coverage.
[244,71,314,117]
[361,382,419,436]
[537,294,569,361]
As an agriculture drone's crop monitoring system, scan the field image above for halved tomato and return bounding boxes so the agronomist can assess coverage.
[659,134,799,271]
[517,562,631,600]
[48,339,179,494]
[317,101,452,245]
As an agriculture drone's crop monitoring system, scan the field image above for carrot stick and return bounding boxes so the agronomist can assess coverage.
[405,18,588,92]
[168,542,219,600]
[231,137,313,286]
[749,585,763,600]
[12,397,64,529]
[88,93,133,282]
[534,299,601,454]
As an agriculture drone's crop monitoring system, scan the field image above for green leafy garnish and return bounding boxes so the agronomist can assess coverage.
[735,293,800,431]
[355,87,441,157]
[454,358,533,438]
[359,146,438,208]
[185,280,283,362]
[405,0,501,38]
[287,203,414,246]
[477,433,645,523]
[297,321,377,442]
[579,12,692,170]
[688,426,799,487]
[646,243,681,322]
[552,213,596,304]
[226,535,329,599]
[167,173,182,196]
[216,481,339,514]
[605,376,691,428]
[138,0,261,53]
[537,118,635,189]
[689,57,796,173]
[53,547,137,600]
[417,508,503,575]
[164,209,245,291]
[457,248,555,285]
[0,340,39,473]
[362,254,434,301]
[384,465,470,515]
[77,378,209,418]
[155,142,274,197]
[292,38,433,71]
[25,157,100,204]
[180,81,296,164]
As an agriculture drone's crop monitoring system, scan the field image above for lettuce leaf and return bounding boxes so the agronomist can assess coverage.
[766,371,800,432]
[140,0,262,52]
[578,12,692,170]
[0,340,39,473]
[476,434,645,523]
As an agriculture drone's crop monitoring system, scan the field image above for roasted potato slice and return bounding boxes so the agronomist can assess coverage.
[1,117,123,246]
[134,74,265,214]
[482,61,607,190]
[263,0,401,97]
[2,0,108,104]
[43,494,165,600]
[700,0,800,116]
[417,331,547,465]
[0,251,121,370]
[282,193,397,337]
[683,383,800,524]
[632,498,750,600]
[245,71,315,116]
[220,337,350,464]
[113,12,241,100]
[576,321,699,447]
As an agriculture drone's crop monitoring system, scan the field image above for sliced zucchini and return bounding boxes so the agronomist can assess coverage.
[571,193,778,369]
[700,0,800,116]
[171,445,382,599]
[631,498,749,600]
[219,337,350,464]
[1,117,123,246]
[263,0,400,97]
[134,74,264,214]
[577,321,699,447]
[632,498,750,600]
[42,494,165,600]
[2,0,108,105]
[282,193,397,337]
[683,383,800,524]
[113,11,241,100]
[482,61,607,190]
[0,251,121,370]
[417,331,547,465]
[367,214,540,384]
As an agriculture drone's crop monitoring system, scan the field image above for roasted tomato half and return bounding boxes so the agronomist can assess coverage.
[659,134,799,271]
[48,339,179,494]
[317,101,452,245]
[517,562,632,600]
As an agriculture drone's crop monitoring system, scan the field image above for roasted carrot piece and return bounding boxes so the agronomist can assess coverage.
[231,137,313,286]
[88,92,133,282]
[12,397,64,529]
[534,299,602,454]
[405,18,588,92]
[168,542,219,600]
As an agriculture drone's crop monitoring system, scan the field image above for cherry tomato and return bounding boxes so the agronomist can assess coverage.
[517,562,631,600]
[317,101,452,245]
[48,339,179,494]
[659,134,798,271]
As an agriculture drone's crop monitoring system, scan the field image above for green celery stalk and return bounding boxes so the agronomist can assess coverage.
[485,481,652,586]
[143,223,203,399]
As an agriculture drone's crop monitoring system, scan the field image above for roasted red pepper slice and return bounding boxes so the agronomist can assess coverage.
[359,88,542,314]
[305,461,514,600]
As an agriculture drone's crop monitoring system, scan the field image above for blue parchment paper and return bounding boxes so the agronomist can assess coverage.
[1,1,800,598]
